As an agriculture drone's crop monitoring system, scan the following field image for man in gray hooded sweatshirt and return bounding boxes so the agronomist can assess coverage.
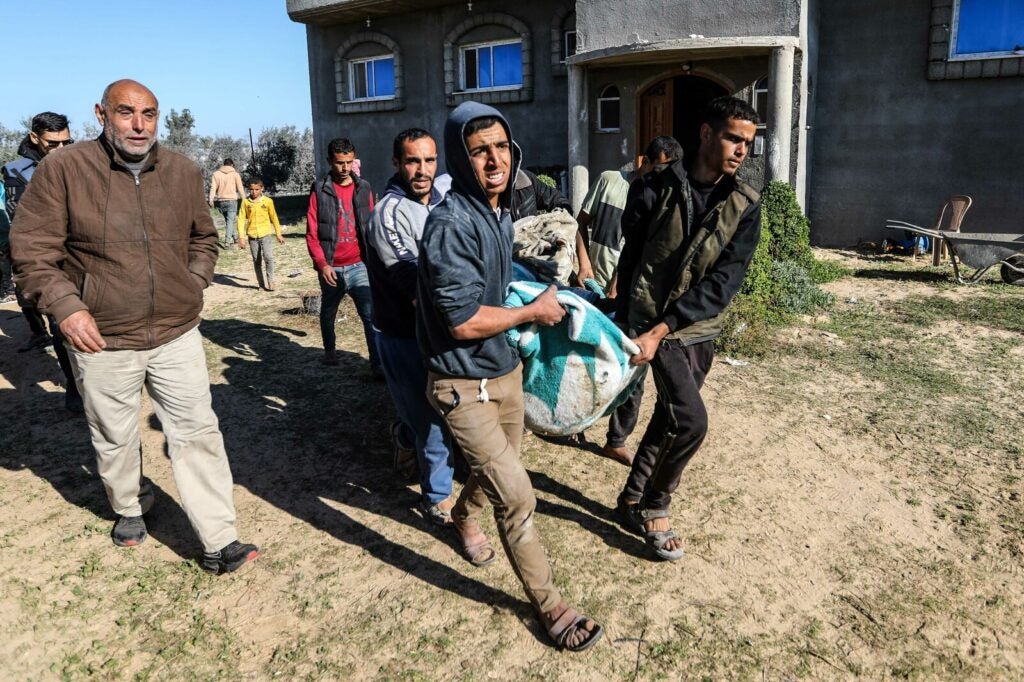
[417,102,603,652]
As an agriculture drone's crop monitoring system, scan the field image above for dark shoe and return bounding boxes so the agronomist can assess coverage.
[319,350,339,366]
[112,515,147,547]
[65,390,84,414]
[615,494,644,536]
[200,540,260,574]
[419,498,453,527]
[18,332,52,353]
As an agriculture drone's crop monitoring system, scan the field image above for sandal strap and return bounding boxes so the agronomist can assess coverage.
[638,507,670,521]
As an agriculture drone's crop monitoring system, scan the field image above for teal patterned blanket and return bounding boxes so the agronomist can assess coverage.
[504,281,646,436]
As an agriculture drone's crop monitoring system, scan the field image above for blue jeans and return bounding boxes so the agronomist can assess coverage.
[215,200,239,244]
[319,262,379,368]
[377,333,453,504]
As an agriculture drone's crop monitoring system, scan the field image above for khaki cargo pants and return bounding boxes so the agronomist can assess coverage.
[427,364,562,614]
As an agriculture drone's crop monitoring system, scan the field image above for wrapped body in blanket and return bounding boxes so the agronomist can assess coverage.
[504,281,645,436]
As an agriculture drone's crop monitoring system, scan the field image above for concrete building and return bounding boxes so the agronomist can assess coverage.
[287,0,1023,246]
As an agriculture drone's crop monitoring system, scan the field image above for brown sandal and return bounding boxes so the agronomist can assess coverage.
[452,518,496,567]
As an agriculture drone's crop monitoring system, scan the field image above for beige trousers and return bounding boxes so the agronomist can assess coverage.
[427,364,562,613]
[68,327,238,553]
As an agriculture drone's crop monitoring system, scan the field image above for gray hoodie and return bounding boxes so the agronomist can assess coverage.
[415,101,522,379]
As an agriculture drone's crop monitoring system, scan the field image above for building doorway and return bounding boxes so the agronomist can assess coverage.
[637,74,728,165]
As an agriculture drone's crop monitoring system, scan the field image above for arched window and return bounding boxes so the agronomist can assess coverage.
[334,32,404,113]
[551,4,577,76]
[444,13,533,105]
[597,85,620,132]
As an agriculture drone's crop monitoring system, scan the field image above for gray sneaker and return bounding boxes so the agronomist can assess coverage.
[112,515,147,547]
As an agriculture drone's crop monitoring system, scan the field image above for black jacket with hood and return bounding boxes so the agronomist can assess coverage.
[415,101,522,379]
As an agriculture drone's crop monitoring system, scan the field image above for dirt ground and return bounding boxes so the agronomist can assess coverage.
[1,238,1021,680]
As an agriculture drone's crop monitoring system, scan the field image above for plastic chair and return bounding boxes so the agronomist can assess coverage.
[929,195,972,265]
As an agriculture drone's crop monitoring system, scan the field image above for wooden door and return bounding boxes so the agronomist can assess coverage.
[637,79,673,167]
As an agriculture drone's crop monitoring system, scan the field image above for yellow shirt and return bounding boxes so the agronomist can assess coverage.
[238,196,282,239]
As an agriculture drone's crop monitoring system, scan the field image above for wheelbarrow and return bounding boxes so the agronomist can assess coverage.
[886,220,1024,285]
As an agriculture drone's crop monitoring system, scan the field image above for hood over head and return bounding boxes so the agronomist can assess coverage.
[443,101,521,212]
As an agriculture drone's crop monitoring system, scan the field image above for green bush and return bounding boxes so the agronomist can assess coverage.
[536,173,557,189]
[716,181,844,356]
[772,260,835,314]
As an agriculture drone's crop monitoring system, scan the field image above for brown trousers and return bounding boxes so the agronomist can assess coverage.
[427,364,561,613]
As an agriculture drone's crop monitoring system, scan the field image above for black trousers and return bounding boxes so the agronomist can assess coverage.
[621,339,714,511]
[606,379,644,447]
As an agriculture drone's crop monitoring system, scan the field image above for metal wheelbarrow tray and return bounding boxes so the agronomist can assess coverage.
[886,220,1024,285]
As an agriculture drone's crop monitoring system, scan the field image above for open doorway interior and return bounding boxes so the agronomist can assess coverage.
[638,74,728,165]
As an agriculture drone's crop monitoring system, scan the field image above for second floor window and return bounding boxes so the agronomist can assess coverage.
[349,55,395,100]
[461,40,523,91]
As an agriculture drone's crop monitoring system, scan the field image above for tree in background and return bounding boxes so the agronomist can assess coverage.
[248,125,315,193]
[163,108,197,153]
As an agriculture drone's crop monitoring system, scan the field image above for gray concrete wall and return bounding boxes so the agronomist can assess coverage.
[303,1,569,192]
[576,0,802,50]
[809,0,1024,246]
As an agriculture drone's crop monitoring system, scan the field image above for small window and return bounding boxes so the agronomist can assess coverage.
[950,0,1024,60]
[349,55,395,100]
[753,77,768,129]
[460,40,523,91]
[562,30,578,62]
[597,85,620,132]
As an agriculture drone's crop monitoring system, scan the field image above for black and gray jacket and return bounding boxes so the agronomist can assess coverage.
[416,101,523,379]
[364,175,444,338]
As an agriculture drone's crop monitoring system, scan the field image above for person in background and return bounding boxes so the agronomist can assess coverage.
[2,111,83,412]
[208,158,247,248]
[238,178,284,291]
[363,128,456,525]
[304,138,380,375]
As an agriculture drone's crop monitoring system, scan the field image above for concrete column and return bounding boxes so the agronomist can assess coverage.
[567,63,589,213]
[767,44,795,185]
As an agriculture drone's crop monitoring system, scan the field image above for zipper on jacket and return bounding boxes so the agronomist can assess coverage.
[135,173,156,348]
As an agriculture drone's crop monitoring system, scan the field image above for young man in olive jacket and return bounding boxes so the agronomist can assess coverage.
[10,80,258,574]
[615,97,762,562]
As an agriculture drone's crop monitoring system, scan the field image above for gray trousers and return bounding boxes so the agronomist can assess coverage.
[68,327,239,552]
[247,235,276,289]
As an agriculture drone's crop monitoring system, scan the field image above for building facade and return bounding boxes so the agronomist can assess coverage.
[288,0,1023,246]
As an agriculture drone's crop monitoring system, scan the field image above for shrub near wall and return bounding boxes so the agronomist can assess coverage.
[717,181,846,357]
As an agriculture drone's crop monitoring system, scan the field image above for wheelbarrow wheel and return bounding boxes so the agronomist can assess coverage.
[1001,255,1024,286]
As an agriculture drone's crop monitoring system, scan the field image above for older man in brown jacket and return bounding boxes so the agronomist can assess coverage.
[10,79,258,574]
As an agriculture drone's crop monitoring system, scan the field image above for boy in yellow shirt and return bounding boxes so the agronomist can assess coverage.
[238,179,285,291]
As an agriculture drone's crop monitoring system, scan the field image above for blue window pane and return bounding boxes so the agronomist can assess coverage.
[374,57,395,96]
[478,48,492,89]
[493,43,522,86]
[956,0,1024,55]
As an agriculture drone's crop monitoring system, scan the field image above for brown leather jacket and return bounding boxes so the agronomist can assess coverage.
[10,137,219,350]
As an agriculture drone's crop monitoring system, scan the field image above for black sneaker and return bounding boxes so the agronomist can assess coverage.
[112,515,147,547]
[200,540,259,574]
[65,390,84,414]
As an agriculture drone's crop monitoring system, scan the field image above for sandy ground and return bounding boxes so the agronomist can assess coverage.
[1,244,1021,680]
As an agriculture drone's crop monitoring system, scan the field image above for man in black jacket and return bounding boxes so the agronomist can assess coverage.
[615,97,762,562]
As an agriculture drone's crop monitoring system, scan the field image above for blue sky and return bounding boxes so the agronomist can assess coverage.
[1,0,311,139]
